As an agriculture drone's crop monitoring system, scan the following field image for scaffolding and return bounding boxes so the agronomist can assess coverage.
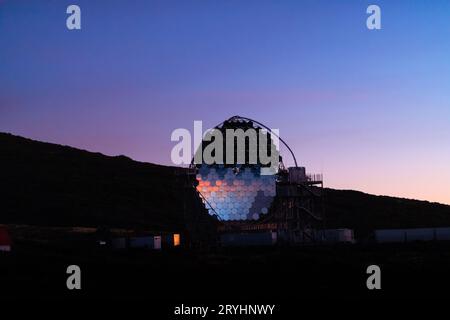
[271,170,324,244]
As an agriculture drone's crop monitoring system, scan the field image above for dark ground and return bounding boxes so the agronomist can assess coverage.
[2,132,450,314]
[2,241,450,302]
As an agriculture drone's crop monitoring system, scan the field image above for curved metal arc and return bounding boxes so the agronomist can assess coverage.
[190,115,298,168]
[227,115,298,168]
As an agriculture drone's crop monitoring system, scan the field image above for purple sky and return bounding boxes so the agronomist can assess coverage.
[1,0,450,204]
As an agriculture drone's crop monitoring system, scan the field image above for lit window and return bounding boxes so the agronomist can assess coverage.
[173,233,180,246]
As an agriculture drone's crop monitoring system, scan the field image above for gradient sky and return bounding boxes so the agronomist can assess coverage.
[1,0,449,204]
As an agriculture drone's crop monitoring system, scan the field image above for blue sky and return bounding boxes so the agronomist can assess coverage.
[1,0,449,203]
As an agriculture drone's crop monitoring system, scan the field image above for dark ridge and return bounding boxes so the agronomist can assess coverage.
[323,188,450,236]
[1,132,450,235]
[0,132,208,231]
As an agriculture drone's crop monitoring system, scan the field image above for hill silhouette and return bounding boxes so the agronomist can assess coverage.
[323,188,450,236]
[0,132,211,232]
[1,132,450,235]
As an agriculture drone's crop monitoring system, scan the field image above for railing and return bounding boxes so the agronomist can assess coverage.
[306,173,323,183]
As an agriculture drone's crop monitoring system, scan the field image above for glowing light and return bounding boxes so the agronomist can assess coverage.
[173,233,180,246]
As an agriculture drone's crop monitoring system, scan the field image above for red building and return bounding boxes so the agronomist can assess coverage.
[0,226,12,252]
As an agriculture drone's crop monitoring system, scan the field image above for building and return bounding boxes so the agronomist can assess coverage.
[320,229,355,244]
[220,231,277,247]
[163,233,181,248]
[129,236,162,250]
[375,227,450,243]
[0,226,12,252]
